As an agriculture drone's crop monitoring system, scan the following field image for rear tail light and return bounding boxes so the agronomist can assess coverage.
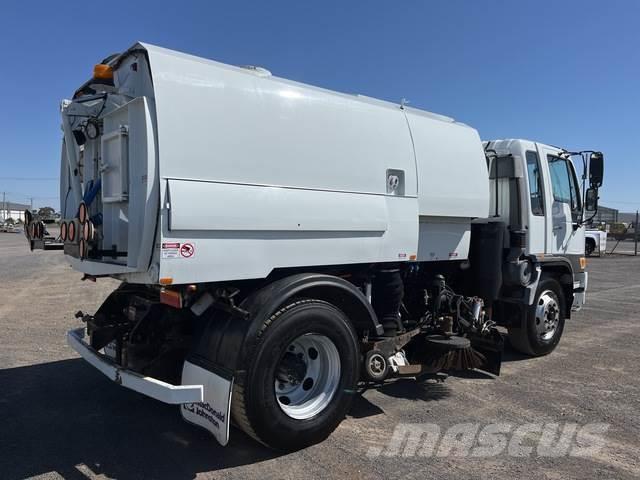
[78,202,88,224]
[68,221,76,243]
[82,221,95,242]
[60,221,68,242]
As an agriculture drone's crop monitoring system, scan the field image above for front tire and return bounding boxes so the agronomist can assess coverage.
[231,299,360,450]
[508,278,566,356]
[585,238,596,256]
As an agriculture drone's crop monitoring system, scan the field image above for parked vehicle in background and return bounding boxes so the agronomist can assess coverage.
[0,223,20,233]
[585,229,607,256]
[25,43,605,450]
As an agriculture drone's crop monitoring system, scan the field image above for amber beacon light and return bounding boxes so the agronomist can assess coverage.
[93,64,113,80]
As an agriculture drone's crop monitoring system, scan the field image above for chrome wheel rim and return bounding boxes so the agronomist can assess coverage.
[535,290,560,341]
[274,333,341,420]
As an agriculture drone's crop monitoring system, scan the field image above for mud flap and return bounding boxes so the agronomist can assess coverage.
[180,359,234,446]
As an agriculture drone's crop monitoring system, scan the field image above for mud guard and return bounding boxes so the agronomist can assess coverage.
[181,356,234,446]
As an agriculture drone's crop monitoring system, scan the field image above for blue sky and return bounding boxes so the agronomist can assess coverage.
[0,0,637,211]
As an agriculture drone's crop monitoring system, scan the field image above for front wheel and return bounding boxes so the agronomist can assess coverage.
[585,238,596,256]
[231,299,360,450]
[508,278,566,356]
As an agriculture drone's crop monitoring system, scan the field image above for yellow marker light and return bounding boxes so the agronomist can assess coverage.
[159,277,173,285]
[580,257,587,269]
[93,64,114,80]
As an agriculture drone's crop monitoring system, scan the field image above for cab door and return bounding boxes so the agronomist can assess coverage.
[538,145,584,255]
[524,149,547,254]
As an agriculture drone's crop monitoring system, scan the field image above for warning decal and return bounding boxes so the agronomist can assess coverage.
[161,242,180,259]
[161,242,195,259]
[180,243,195,258]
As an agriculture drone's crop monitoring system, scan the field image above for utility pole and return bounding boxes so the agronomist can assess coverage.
[2,191,5,223]
[635,210,638,256]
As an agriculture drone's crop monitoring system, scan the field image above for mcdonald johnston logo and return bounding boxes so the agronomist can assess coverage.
[366,422,610,458]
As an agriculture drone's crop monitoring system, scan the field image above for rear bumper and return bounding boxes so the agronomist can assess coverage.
[66,328,203,404]
[29,238,64,251]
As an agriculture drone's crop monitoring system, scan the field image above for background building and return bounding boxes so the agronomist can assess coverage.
[590,205,619,224]
[0,202,30,223]
[618,212,639,225]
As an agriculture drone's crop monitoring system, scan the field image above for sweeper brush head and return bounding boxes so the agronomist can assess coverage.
[423,334,487,371]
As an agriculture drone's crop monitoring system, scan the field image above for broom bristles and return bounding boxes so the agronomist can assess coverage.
[424,346,486,371]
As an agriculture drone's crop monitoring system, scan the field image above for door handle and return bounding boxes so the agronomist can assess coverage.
[553,225,563,230]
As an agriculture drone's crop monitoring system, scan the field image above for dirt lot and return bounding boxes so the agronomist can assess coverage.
[1,231,639,480]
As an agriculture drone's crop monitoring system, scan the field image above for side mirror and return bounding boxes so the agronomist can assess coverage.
[589,152,604,188]
[585,187,598,212]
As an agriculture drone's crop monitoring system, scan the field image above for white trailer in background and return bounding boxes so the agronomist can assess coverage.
[26,43,604,450]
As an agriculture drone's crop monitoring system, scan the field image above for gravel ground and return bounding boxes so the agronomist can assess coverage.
[0,231,638,480]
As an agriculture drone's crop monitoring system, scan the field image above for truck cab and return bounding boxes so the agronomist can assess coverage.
[486,139,587,257]
[483,139,603,353]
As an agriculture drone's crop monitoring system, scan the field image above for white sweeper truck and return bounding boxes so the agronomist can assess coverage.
[24,43,604,450]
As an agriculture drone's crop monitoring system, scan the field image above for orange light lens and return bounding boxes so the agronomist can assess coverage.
[93,64,114,80]
[580,257,587,269]
[159,277,173,285]
[160,288,183,309]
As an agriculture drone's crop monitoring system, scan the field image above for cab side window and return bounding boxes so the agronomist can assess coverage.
[526,151,544,215]
[548,155,581,212]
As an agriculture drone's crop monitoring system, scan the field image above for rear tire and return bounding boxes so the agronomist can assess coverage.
[231,299,360,451]
[508,278,566,356]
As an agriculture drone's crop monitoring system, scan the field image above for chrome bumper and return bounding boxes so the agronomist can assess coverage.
[66,328,203,404]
